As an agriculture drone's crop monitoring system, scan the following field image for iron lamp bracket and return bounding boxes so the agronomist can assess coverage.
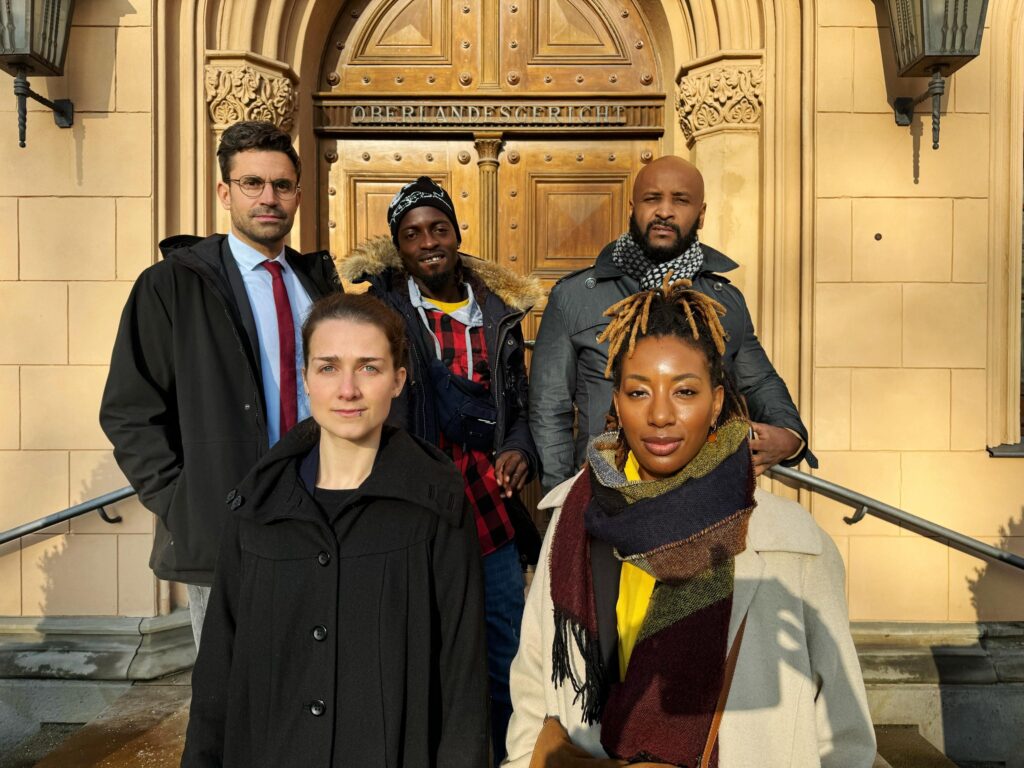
[12,68,74,148]
[892,69,946,150]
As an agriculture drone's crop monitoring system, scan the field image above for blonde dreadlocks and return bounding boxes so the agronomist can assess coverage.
[597,272,729,379]
[597,272,748,470]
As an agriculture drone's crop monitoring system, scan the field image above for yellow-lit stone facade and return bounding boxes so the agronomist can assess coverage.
[0,0,1021,630]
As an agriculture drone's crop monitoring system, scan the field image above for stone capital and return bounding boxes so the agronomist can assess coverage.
[204,63,297,133]
[677,54,764,144]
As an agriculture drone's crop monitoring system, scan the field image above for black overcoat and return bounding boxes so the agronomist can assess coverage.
[182,423,489,768]
[99,234,341,584]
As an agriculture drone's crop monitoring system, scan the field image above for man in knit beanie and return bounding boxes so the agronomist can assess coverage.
[345,176,541,766]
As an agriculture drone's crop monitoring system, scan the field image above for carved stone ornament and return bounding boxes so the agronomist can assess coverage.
[677,65,764,142]
[205,65,297,132]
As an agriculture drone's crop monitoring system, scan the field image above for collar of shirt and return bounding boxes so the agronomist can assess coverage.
[228,232,287,272]
[406,275,483,328]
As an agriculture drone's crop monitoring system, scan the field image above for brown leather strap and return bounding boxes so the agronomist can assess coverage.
[699,611,749,767]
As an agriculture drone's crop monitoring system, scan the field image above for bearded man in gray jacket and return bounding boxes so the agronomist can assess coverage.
[529,156,815,492]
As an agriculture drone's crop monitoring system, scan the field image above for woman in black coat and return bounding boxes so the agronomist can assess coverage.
[182,293,488,768]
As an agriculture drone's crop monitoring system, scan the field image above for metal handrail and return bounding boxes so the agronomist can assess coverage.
[769,465,1024,571]
[3,462,1022,573]
[0,486,135,546]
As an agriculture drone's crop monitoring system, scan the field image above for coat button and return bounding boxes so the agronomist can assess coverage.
[230,496,243,510]
[714,282,723,291]
[317,551,331,566]
[584,277,596,288]
[243,403,251,411]
[312,625,328,641]
[225,489,237,503]
[309,699,326,717]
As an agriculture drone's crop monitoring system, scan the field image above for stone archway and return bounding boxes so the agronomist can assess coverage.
[154,0,812,425]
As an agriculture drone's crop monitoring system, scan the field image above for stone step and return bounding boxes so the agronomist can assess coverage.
[31,671,191,768]
[0,723,83,768]
[874,725,961,768]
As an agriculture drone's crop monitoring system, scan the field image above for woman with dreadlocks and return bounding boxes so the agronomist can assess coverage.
[504,278,874,767]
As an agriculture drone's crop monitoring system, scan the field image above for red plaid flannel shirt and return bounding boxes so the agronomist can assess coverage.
[424,308,515,556]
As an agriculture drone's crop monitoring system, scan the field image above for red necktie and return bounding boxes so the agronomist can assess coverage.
[261,260,298,436]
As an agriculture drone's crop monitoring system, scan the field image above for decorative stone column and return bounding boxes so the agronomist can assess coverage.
[474,133,503,262]
[203,54,298,233]
[677,52,764,322]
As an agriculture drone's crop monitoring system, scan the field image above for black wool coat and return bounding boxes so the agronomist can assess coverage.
[99,234,341,585]
[182,423,489,768]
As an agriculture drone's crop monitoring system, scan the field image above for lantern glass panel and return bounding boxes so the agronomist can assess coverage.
[31,0,73,67]
[0,0,31,55]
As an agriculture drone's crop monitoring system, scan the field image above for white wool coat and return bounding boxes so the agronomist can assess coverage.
[504,478,876,768]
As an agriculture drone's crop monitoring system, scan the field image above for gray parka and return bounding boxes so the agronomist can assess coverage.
[529,241,814,492]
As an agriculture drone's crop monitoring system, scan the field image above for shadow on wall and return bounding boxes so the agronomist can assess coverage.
[967,509,1024,621]
[29,458,142,622]
[932,509,1024,768]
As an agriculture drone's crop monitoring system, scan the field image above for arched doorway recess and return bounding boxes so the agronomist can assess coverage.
[157,0,812,425]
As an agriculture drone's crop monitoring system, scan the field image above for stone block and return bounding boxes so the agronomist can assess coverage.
[816,27,854,112]
[0,542,21,615]
[69,452,150,535]
[852,199,952,282]
[0,283,67,364]
[950,369,987,451]
[0,198,16,279]
[951,199,988,283]
[21,534,118,616]
[115,27,152,112]
[949,537,1024,622]
[0,113,152,198]
[848,537,948,621]
[116,197,156,280]
[816,113,989,198]
[902,284,987,368]
[0,451,68,532]
[812,451,902,537]
[74,0,152,26]
[26,28,116,114]
[0,366,18,449]
[19,198,116,281]
[902,452,1024,538]
[69,283,131,364]
[853,27,950,115]
[817,0,879,27]
[118,535,156,616]
[21,367,111,450]
[815,198,852,281]
[812,367,851,450]
[851,368,950,450]
[953,37,991,114]
[814,283,902,367]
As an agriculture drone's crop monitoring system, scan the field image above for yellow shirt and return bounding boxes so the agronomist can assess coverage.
[424,297,470,314]
[615,452,658,678]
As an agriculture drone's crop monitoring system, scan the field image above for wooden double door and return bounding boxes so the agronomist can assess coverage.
[327,135,660,337]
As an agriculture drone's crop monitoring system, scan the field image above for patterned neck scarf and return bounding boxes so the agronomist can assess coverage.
[548,419,755,766]
[611,231,704,290]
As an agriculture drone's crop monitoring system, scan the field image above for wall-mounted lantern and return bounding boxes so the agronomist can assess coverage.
[884,0,989,150]
[0,0,75,148]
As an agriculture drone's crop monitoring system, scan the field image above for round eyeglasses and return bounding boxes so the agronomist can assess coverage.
[229,176,300,200]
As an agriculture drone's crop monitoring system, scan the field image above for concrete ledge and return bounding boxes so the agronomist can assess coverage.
[853,621,1024,685]
[0,610,194,681]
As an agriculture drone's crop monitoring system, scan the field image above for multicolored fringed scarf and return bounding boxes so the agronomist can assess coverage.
[610,231,704,290]
[549,418,755,767]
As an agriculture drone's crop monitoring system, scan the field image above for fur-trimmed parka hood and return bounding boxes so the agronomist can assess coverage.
[340,236,544,313]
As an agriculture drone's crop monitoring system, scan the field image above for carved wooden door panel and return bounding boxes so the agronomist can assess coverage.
[328,138,481,283]
[495,138,659,344]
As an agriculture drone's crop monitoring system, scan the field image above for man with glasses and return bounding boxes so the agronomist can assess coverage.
[101,121,341,648]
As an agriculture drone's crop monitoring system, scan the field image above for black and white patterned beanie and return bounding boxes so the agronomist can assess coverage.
[387,176,461,247]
